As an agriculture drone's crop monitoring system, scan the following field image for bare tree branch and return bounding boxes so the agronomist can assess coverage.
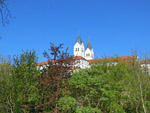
[0,0,11,26]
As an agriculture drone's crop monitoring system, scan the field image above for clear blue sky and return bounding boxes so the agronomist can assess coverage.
[0,0,150,62]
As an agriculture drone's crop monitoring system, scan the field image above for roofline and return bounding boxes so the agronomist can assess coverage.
[88,55,138,64]
[36,56,88,66]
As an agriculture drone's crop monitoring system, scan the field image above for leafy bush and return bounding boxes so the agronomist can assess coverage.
[76,107,101,113]
[58,96,77,112]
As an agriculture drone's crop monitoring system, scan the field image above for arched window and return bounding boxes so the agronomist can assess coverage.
[86,53,90,57]
[75,48,77,51]
[78,48,79,51]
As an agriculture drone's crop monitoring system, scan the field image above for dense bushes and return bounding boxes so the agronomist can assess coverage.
[58,60,150,113]
[1,46,150,112]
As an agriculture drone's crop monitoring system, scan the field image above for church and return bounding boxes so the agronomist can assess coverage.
[74,33,94,60]
[37,34,140,70]
[72,34,139,69]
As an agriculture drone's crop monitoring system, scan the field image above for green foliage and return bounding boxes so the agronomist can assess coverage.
[58,96,76,112]
[12,50,40,112]
[0,62,14,113]
[76,107,101,113]
[1,47,150,113]
[0,50,40,113]
[66,60,150,113]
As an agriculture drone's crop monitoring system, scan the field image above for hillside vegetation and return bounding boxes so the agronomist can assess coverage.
[0,44,150,113]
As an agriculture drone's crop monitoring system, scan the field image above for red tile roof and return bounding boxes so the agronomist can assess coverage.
[88,55,138,64]
[36,60,56,66]
[141,59,150,64]
[37,55,138,66]
[37,56,87,66]
[72,56,88,61]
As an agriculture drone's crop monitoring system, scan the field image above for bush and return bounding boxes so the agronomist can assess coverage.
[76,107,101,113]
[58,96,77,112]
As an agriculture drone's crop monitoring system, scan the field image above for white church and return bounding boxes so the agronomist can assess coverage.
[37,33,146,71]
[74,33,94,60]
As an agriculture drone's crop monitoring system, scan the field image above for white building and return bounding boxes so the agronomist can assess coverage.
[74,34,85,58]
[141,59,150,74]
[37,34,142,72]
[74,34,94,60]
[73,56,90,69]
[85,40,94,60]
[37,56,90,71]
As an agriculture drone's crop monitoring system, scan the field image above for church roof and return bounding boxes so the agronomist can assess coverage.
[75,34,83,45]
[36,56,88,66]
[86,40,92,50]
[141,59,150,64]
[88,55,138,64]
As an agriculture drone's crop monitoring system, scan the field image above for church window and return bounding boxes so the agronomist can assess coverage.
[86,53,90,56]
[82,48,84,52]
[78,48,79,51]
[75,48,77,51]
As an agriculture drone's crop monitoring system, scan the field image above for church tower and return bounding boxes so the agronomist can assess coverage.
[74,33,85,58]
[85,40,94,60]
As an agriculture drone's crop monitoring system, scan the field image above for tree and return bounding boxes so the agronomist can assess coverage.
[0,0,11,26]
[0,62,14,113]
[58,56,150,113]
[58,96,77,112]
[37,42,75,112]
[0,50,40,113]
[12,50,40,112]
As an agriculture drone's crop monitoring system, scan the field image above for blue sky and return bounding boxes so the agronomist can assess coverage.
[0,0,150,62]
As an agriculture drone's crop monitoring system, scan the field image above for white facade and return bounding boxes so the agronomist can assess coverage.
[85,48,94,60]
[73,58,90,69]
[84,40,94,60]
[37,57,90,72]
[74,34,94,60]
[74,42,85,58]
[141,63,150,74]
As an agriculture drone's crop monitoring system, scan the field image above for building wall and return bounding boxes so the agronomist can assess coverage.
[74,42,84,58]
[85,48,94,60]
[141,64,150,74]
[73,59,90,69]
